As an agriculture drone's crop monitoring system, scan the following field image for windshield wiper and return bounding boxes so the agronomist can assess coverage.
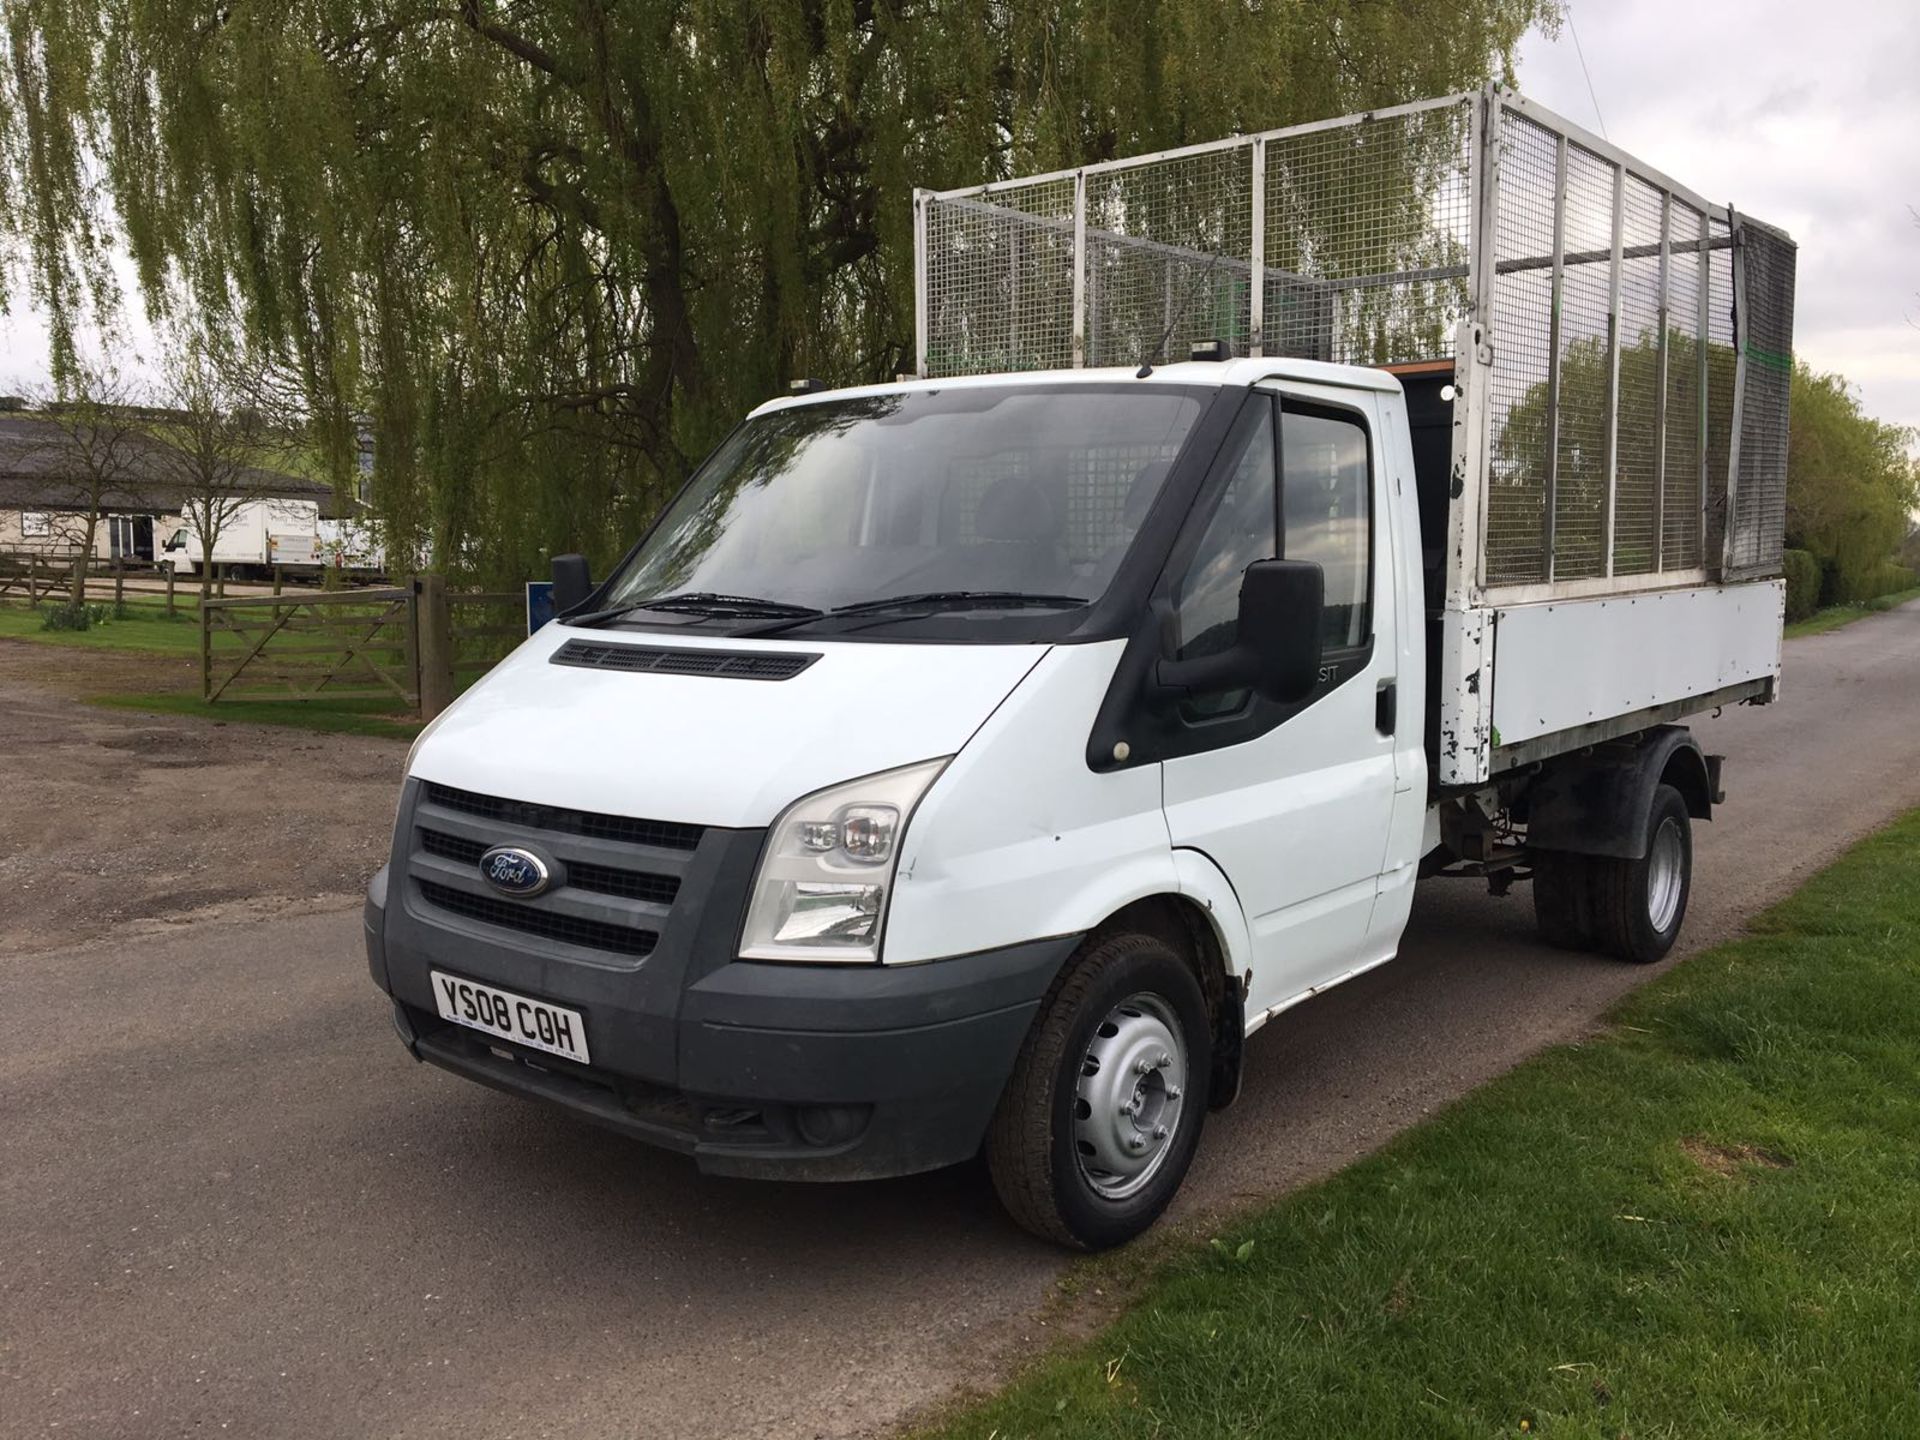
[566,592,823,627]
[740,590,1090,636]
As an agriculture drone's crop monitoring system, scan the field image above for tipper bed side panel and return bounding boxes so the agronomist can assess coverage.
[1488,582,1784,756]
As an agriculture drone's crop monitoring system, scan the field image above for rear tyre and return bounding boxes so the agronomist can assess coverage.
[1532,850,1595,949]
[985,931,1211,1250]
[1588,783,1692,964]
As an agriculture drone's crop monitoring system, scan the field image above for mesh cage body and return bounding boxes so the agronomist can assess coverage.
[921,97,1476,378]
[915,89,1796,593]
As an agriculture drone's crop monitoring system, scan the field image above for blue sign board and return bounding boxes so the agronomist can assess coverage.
[526,580,555,635]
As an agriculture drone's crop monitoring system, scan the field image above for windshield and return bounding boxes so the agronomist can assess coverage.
[597,386,1205,627]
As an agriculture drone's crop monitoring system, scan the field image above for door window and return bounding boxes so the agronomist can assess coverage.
[1167,396,1374,714]
[1282,408,1372,651]
[1171,403,1276,663]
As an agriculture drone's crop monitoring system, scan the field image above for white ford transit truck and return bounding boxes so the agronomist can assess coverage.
[364,89,1796,1247]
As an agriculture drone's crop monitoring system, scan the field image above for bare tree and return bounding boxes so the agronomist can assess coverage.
[23,366,150,609]
[153,342,299,603]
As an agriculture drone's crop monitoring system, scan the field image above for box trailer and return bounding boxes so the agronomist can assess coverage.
[157,497,323,578]
[363,87,1794,1248]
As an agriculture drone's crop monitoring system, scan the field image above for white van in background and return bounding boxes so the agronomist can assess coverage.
[157,497,321,578]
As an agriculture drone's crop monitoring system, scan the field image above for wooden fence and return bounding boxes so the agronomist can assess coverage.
[198,576,525,717]
[0,552,186,612]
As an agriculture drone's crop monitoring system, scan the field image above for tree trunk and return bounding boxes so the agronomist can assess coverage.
[69,512,100,608]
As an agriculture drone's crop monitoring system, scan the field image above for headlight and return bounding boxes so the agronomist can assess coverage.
[740,758,949,963]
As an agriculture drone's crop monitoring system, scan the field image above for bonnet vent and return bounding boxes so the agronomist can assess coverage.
[549,639,819,681]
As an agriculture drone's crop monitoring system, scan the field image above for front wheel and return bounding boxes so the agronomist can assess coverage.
[985,931,1211,1249]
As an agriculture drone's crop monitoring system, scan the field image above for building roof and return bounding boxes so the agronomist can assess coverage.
[0,412,335,514]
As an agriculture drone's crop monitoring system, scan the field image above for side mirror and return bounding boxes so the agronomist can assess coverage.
[551,553,593,614]
[1154,559,1324,704]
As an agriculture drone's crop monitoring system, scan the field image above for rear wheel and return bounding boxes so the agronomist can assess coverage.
[1532,850,1595,949]
[985,931,1211,1249]
[1588,783,1692,964]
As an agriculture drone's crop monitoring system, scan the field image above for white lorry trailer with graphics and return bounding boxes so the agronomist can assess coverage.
[364,89,1795,1246]
[157,497,322,577]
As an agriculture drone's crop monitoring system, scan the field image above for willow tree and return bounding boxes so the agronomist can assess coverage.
[1,0,1554,582]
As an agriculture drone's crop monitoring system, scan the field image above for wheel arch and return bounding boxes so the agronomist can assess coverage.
[1526,724,1710,861]
[1075,856,1250,1112]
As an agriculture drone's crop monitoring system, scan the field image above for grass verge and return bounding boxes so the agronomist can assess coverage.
[922,813,1920,1438]
[88,691,421,740]
[1785,585,1920,638]
[0,597,213,654]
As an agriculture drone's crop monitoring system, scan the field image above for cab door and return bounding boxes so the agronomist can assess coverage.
[1158,385,1400,1020]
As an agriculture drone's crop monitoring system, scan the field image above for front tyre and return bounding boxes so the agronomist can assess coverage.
[985,931,1211,1249]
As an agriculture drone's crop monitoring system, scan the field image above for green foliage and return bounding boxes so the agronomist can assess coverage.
[1788,364,1919,603]
[0,0,1554,584]
[2,598,209,652]
[37,600,110,631]
[1856,561,1915,603]
[1783,585,1920,639]
[1781,547,1820,621]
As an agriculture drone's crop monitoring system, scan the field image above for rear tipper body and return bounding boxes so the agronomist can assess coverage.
[914,85,1793,792]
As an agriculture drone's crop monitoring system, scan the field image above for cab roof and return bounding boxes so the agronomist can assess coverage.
[749,357,1407,419]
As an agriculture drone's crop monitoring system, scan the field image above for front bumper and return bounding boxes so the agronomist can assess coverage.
[365,783,1076,1180]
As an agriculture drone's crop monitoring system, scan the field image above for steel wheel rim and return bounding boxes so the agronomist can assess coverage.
[1647,817,1685,933]
[1072,993,1188,1201]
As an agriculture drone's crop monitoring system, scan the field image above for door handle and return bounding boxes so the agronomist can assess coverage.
[1375,679,1397,736]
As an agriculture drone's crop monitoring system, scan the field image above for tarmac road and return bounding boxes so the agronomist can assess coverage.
[6,601,1920,1440]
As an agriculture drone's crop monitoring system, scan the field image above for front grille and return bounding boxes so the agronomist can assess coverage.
[566,859,679,905]
[550,638,819,681]
[418,880,658,957]
[420,828,485,864]
[419,828,680,906]
[424,782,704,852]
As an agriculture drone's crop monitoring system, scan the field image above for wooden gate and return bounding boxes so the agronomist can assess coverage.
[200,588,420,707]
[199,581,531,714]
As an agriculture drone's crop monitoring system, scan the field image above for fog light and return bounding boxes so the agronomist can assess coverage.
[796,1103,872,1147]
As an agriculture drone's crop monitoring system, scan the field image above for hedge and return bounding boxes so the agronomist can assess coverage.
[1783,548,1821,621]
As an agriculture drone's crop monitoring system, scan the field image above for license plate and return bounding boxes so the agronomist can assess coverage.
[430,970,591,1065]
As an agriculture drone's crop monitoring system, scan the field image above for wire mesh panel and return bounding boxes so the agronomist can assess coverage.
[1662,202,1708,570]
[1612,175,1665,576]
[1703,215,1738,567]
[915,88,1795,596]
[1261,102,1474,363]
[1549,142,1615,580]
[1484,112,1559,586]
[1729,218,1796,577]
[921,97,1475,377]
[1085,147,1254,368]
[922,178,1077,376]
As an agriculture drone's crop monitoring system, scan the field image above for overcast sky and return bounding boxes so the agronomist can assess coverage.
[4,3,1915,439]
[1517,0,1920,442]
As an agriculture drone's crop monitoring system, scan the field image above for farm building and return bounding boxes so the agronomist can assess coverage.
[0,410,339,563]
